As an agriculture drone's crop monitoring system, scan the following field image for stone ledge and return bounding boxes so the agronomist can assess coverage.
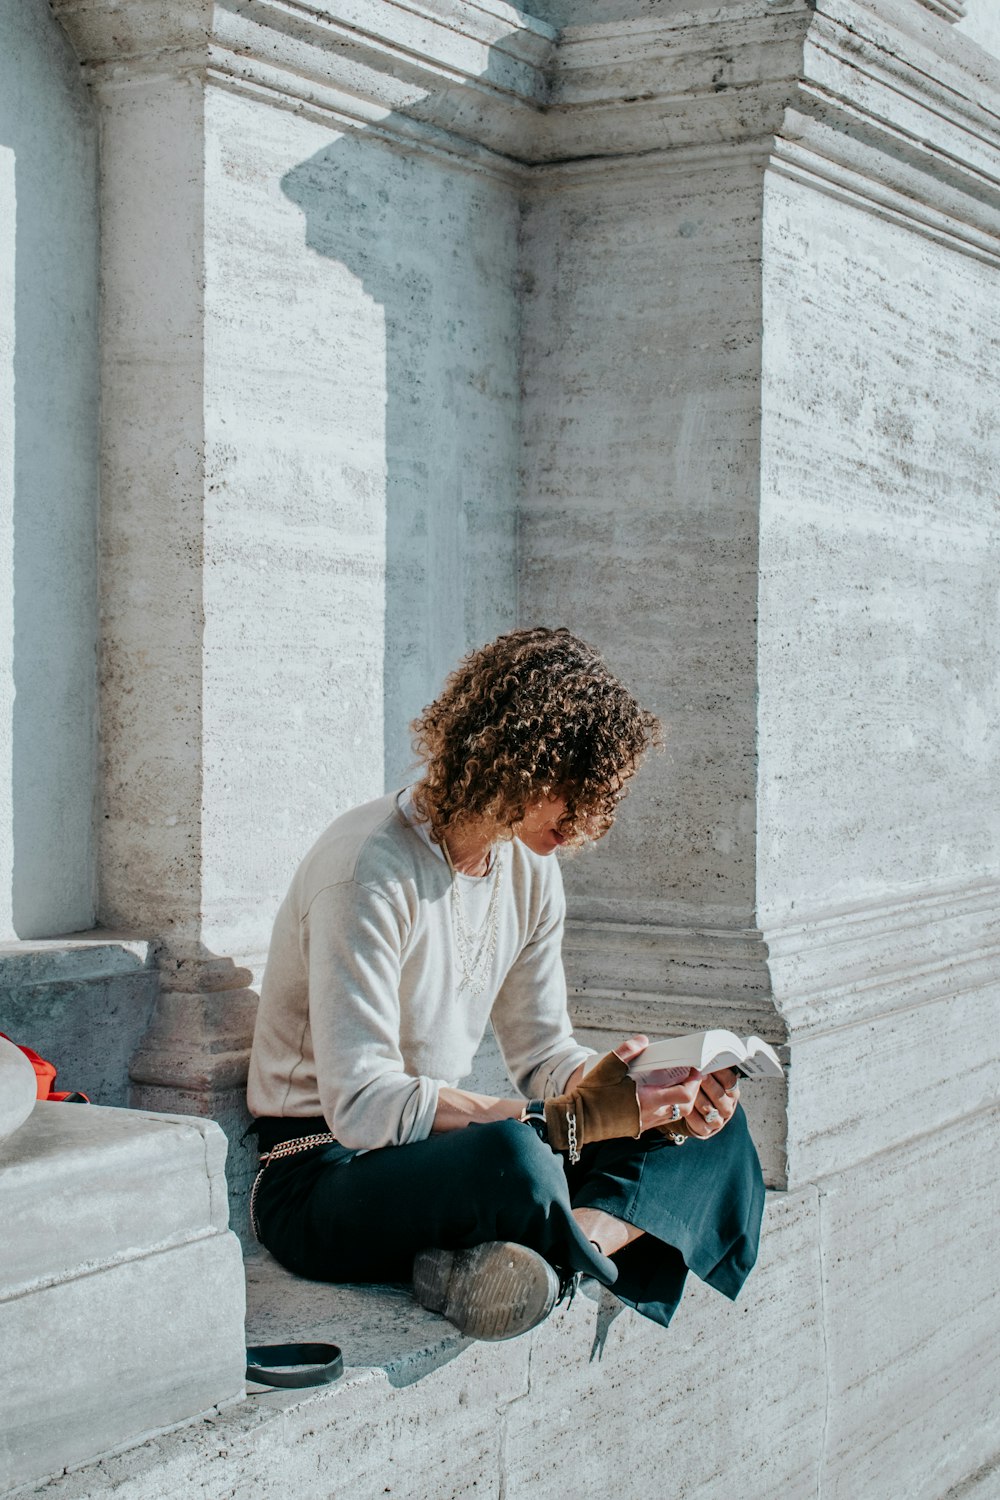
[1,1103,232,1290]
[0,1105,245,1494]
[0,931,154,982]
[14,1190,826,1500]
[14,1108,1000,1499]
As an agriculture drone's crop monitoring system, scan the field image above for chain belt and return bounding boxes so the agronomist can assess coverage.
[249,1130,339,1241]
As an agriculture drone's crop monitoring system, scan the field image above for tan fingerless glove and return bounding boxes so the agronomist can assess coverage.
[543,1050,642,1163]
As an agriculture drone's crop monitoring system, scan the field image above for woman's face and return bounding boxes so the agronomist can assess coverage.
[513,794,572,856]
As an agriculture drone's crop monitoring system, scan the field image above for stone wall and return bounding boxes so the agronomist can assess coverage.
[5,0,1000,1491]
[958,0,1000,55]
[520,157,764,931]
[0,0,99,941]
[201,87,521,960]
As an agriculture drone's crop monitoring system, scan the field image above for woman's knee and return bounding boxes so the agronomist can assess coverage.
[474,1118,566,1201]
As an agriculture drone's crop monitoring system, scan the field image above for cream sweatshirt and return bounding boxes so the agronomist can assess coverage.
[246,791,595,1150]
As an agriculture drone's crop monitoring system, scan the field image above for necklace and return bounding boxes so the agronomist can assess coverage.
[442,840,503,998]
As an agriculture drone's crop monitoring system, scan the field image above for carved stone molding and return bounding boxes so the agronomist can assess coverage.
[564,876,1000,1187]
[565,876,1000,1047]
[563,920,782,1039]
[762,876,1000,1041]
[914,0,966,20]
[51,0,554,170]
[777,874,1000,1186]
[51,0,1000,273]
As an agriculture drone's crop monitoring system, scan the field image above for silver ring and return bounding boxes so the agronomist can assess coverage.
[668,1104,681,1123]
[704,1107,722,1124]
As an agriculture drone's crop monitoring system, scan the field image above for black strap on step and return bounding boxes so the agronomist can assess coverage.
[245,1343,344,1389]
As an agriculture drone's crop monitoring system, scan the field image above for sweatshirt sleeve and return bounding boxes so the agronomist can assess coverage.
[489,861,595,1100]
[303,879,442,1149]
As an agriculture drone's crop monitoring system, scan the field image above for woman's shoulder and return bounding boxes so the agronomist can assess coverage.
[292,792,441,911]
[292,794,403,894]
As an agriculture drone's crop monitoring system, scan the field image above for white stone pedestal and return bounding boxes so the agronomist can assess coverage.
[0,1103,245,1493]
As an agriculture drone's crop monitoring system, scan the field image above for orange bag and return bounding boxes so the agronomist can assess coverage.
[0,1033,89,1102]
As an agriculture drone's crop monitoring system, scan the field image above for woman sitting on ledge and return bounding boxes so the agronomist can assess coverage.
[247,626,765,1340]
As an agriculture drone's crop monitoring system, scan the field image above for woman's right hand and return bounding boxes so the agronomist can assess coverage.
[612,1035,702,1131]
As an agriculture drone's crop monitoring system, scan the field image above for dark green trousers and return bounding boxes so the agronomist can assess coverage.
[251,1107,765,1329]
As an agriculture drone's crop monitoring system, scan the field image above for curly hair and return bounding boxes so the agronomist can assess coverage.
[410,626,661,845]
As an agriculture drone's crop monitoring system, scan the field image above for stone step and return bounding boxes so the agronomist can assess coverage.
[9,1190,827,1500]
[0,1103,245,1493]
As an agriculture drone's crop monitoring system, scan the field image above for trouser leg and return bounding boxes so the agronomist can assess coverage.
[567,1104,766,1327]
[255,1118,617,1288]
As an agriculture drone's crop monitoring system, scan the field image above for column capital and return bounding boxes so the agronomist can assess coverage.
[52,0,552,167]
[540,0,1000,267]
[50,0,215,69]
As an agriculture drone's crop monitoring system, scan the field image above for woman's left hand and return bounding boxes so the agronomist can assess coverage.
[681,1067,740,1139]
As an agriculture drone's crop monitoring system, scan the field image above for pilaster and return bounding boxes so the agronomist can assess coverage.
[520,0,1000,1192]
[52,0,530,1194]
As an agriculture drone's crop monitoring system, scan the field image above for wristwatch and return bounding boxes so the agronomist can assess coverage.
[520,1099,548,1141]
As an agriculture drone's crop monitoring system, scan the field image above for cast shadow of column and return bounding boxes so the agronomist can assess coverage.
[279,102,523,790]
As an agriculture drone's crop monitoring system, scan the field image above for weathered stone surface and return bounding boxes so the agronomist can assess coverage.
[2,1236,245,1494]
[818,1106,1000,1499]
[520,158,766,933]
[0,936,158,1106]
[202,85,520,946]
[501,1188,824,1500]
[0,0,99,941]
[59,15,522,956]
[1,1102,232,1295]
[0,1105,245,1494]
[14,1,999,1492]
[19,1192,820,1500]
[783,969,1000,1188]
[22,1114,1000,1499]
[757,176,1000,926]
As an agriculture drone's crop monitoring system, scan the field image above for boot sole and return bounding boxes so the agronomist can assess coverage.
[412,1241,559,1342]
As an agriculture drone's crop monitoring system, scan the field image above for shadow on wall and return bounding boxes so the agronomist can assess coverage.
[279,119,522,788]
[0,941,158,1106]
[0,0,100,940]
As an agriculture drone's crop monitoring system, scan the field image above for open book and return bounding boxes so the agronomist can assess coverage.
[627,1030,783,1083]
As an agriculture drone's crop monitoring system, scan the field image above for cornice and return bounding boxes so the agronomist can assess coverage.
[534,2,813,161]
[51,0,554,76]
[53,0,1000,228]
[767,0,1000,264]
[52,0,553,167]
